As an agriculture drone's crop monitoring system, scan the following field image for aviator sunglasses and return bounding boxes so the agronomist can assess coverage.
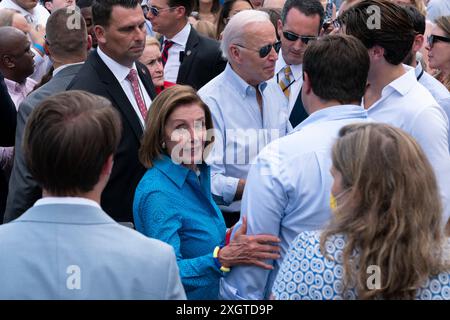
[234,41,282,58]
[283,31,317,45]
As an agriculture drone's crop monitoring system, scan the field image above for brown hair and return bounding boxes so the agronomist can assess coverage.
[338,0,415,65]
[303,34,370,104]
[320,122,449,299]
[45,7,88,59]
[24,91,122,196]
[139,85,214,168]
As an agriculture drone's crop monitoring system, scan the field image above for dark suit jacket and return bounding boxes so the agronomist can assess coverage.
[4,64,84,223]
[0,72,16,220]
[67,50,156,223]
[176,27,226,90]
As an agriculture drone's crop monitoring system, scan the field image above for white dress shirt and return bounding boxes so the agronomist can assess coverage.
[199,63,289,212]
[97,47,152,127]
[162,22,191,83]
[365,65,450,226]
[219,104,370,300]
[415,61,450,151]
[274,50,303,115]
[34,197,101,209]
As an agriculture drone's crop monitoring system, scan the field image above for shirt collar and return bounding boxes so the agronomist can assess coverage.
[52,62,85,76]
[384,64,417,97]
[34,197,101,209]
[414,61,423,79]
[292,104,368,133]
[275,49,303,81]
[97,46,137,82]
[224,63,268,98]
[153,154,208,189]
[164,22,191,47]
[3,77,35,93]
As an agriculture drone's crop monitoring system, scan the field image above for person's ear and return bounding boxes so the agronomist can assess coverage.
[277,19,283,39]
[2,55,15,69]
[303,71,312,95]
[102,154,114,177]
[229,45,241,63]
[368,45,384,61]
[86,34,93,51]
[94,25,106,45]
[43,42,51,56]
[413,34,424,52]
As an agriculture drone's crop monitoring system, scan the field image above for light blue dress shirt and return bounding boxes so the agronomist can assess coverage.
[133,155,227,300]
[198,63,289,212]
[219,104,370,300]
[273,231,450,300]
[365,66,450,226]
[415,62,450,150]
[0,198,186,299]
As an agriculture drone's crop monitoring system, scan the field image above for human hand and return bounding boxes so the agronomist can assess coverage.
[218,216,281,269]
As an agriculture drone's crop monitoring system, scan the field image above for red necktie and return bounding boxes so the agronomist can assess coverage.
[126,69,147,120]
[161,40,174,66]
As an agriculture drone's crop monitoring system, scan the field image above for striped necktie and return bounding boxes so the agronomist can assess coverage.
[279,65,292,99]
[161,40,174,67]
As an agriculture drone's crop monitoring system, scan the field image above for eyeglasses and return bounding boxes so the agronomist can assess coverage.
[427,34,450,47]
[234,41,281,58]
[146,5,178,17]
[282,31,317,45]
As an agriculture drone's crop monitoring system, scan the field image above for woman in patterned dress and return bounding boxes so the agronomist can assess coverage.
[272,123,450,300]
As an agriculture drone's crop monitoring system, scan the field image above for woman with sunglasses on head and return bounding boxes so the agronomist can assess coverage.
[273,123,450,300]
[426,16,450,90]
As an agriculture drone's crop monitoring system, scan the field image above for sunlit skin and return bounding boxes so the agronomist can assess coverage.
[139,44,164,87]
[231,21,278,86]
[164,104,207,171]
[426,25,450,75]
[277,8,321,65]
[94,5,146,67]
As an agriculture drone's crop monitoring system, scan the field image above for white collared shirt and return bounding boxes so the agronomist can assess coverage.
[162,22,191,83]
[0,0,49,26]
[365,65,450,226]
[274,50,303,115]
[34,197,101,209]
[97,47,152,127]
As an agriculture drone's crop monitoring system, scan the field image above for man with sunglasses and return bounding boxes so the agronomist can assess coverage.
[145,0,226,90]
[275,0,324,129]
[198,10,288,227]
[340,0,450,227]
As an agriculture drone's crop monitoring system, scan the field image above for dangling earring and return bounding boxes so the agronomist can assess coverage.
[162,141,166,149]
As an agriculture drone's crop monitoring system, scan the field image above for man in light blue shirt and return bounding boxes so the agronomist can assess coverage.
[340,0,450,227]
[220,34,371,299]
[199,10,289,225]
[0,91,186,300]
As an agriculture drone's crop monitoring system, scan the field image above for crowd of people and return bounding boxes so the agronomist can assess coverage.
[0,0,449,300]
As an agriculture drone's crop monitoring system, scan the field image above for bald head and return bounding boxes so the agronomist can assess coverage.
[0,26,35,82]
[0,26,29,54]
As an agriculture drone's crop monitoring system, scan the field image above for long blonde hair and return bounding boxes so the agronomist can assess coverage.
[320,123,449,299]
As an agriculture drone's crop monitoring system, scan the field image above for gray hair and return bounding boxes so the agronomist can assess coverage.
[220,9,270,60]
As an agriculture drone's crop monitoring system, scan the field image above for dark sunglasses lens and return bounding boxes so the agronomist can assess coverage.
[259,45,271,58]
[150,7,159,16]
[284,31,298,41]
[301,37,310,45]
[274,41,281,53]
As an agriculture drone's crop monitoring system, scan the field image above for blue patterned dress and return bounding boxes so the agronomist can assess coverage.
[133,155,227,300]
[272,231,450,300]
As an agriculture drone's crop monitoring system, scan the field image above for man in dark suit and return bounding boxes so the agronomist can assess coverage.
[146,0,226,90]
[4,8,91,223]
[67,0,156,223]
[275,0,323,129]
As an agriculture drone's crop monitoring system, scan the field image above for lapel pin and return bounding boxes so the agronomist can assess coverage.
[186,50,192,57]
